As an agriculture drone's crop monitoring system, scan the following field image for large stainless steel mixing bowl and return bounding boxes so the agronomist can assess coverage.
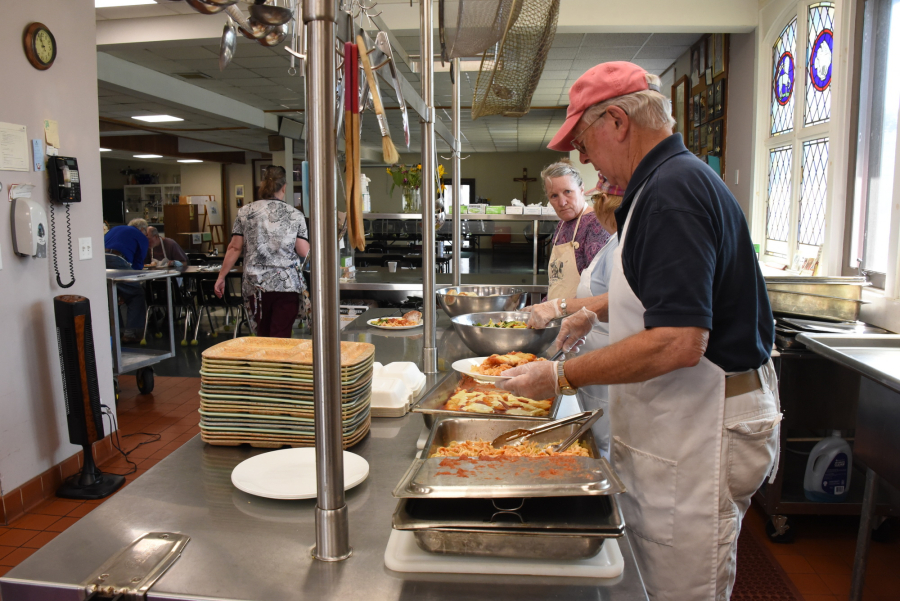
[451,312,559,356]
[437,286,527,318]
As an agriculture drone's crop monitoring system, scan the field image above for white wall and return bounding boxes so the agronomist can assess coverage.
[725,32,758,219]
[0,0,114,493]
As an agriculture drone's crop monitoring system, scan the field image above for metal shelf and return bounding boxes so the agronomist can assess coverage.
[363,212,559,221]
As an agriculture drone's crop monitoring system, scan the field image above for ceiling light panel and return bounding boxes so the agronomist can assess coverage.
[134,154,163,159]
[132,115,184,123]
[178,159,203,163]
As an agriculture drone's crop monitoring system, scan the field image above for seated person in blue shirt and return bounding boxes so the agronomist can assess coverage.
[104,218,149,343]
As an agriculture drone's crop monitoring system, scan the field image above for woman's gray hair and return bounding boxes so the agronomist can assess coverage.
[540,159,584,193]
[582,73,675,131]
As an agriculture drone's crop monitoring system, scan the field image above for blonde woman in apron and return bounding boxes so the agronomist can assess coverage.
[530,183,623,457]
[542,160,610,300]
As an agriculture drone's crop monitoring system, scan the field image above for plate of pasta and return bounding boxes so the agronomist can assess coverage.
[451,352,546,383]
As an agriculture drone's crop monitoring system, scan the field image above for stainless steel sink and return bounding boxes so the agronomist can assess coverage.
[795,334,900,394]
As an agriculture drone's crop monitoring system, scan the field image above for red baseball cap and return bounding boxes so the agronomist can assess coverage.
[548,61,657,152]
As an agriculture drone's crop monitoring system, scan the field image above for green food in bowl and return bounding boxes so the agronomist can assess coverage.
[475,319,528,329]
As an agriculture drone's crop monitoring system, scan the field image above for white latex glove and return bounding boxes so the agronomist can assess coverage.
[149,259,159,267]
[526,299,563,328]
[556,307,601,352]
[496,360,560,400]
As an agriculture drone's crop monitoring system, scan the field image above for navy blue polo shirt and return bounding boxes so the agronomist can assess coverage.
[614,133,773,372]
[104,225,149,271]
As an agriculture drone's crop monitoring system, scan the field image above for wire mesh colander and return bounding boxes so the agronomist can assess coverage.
[439,0,522,61]
[471,0,560,119]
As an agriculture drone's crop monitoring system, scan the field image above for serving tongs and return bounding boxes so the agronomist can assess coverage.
[491,410,596,448]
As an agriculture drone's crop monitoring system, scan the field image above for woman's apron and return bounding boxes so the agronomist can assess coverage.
[573,241,614,458]
[608,185,781,600]
[547,207,587,300]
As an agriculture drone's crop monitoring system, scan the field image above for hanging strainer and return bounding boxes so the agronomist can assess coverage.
[439,0,522,61]
[471,0,560,119]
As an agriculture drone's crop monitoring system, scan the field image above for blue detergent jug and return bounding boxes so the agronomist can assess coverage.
[803,430,852,502]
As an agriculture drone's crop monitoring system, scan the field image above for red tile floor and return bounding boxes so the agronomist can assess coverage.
[0,376,201,579]
[2,375,899,601]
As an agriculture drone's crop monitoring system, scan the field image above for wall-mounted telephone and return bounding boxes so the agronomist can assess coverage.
[47,156,79,288]
[12,198,48,258]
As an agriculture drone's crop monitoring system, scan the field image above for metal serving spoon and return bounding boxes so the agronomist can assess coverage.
[551,410,604,453]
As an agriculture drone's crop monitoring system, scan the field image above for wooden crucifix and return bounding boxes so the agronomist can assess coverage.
[513,168,537,203]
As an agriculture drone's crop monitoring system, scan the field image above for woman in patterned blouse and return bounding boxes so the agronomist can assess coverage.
[542,159,612,299]
[214,166,310,337]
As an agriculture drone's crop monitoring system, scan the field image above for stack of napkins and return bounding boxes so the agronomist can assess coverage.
[370,362,426,418]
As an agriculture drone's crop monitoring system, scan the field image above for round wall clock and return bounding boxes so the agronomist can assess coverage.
[23,22,57,70]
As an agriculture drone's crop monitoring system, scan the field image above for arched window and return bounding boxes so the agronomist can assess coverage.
[761,2,837,267]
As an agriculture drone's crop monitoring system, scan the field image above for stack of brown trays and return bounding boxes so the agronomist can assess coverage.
[199,337,374,448]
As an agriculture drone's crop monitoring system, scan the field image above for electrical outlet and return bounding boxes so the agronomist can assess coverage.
[78,237,92,260]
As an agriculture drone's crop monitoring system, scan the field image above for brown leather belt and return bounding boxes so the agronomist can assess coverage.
[725,369,763,398]
[105,249,125,258]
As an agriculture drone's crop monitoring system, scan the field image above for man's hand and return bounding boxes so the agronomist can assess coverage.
[214,278,226,298]
[526,299,563,328]
[556,307,601,351]
[495,360,560,400]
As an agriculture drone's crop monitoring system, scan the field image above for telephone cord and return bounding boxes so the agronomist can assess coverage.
[50,202,76,289]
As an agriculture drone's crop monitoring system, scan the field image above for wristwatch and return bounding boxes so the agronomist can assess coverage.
[557,360,577,395]
[559,298,568,317]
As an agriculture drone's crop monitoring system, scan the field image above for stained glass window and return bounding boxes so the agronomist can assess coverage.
[806,3,835,125]
[771,18,797,136]
[799,138,829,245]
[767,146,793,246]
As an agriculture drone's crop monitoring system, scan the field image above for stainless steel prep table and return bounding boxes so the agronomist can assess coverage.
[795,334,900,601]
[1,310,648,601]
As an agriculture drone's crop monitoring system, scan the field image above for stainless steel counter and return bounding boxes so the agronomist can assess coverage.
[795,334,900,393]
[342,267,549,292]
[0,311,647,601]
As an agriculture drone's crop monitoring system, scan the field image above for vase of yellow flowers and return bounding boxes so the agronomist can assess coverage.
[387,164,422,213]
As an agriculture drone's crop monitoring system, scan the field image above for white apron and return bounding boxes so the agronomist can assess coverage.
[574,242,613,458]
[608,186,781,600]
[547,207,587,300]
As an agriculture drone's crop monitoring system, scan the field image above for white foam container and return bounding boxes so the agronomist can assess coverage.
[381,362,426,395]
[371,376,411,418]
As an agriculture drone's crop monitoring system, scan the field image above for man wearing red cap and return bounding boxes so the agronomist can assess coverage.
[499,62,780,600]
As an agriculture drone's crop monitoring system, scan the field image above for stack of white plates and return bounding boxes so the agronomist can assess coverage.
[198,337,375,449]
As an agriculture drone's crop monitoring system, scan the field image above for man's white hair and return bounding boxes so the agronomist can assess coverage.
[128,218,149,233]
[581,73,675,132]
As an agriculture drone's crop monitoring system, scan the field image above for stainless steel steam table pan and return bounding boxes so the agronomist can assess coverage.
[411,371,565,428]
[392,416,626,499]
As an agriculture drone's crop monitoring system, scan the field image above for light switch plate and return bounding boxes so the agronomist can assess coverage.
[79,237,92,260]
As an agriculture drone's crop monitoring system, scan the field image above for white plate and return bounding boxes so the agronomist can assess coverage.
[231,448,369,500]
[367,318,422,330]
[451,357,513,383]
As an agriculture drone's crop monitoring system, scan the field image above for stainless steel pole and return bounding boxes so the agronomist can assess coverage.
[305,0,350,562]
[849,468,878,600]
[420,0,437,373]
[532,218,539,286]
[451,58,461,286]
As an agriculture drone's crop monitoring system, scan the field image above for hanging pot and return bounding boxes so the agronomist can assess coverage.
[198,0,237,6]
[239,17,273,40]
[250,2,293,25]
[185,0,225,14]
[258,24,287,47]
[219,17,237,71]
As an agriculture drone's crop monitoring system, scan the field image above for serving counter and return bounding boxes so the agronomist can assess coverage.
[0,310,647,601]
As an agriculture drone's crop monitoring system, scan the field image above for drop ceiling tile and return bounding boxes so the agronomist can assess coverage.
[547,47,578,60]
[231,56,292,69]
[151,46,219,61]
[635,46,688,60]
[582,33,651,48]
[574,47,642,62]
[645,33,704,47]
[550,34,585,48]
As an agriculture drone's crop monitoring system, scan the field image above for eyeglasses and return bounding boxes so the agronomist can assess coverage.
[570,110,607,154]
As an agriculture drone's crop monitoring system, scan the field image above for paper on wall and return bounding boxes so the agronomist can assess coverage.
[0,122,29,172]
[43,119,60,148]
[32,139,44,171]
[9,183,35,199]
